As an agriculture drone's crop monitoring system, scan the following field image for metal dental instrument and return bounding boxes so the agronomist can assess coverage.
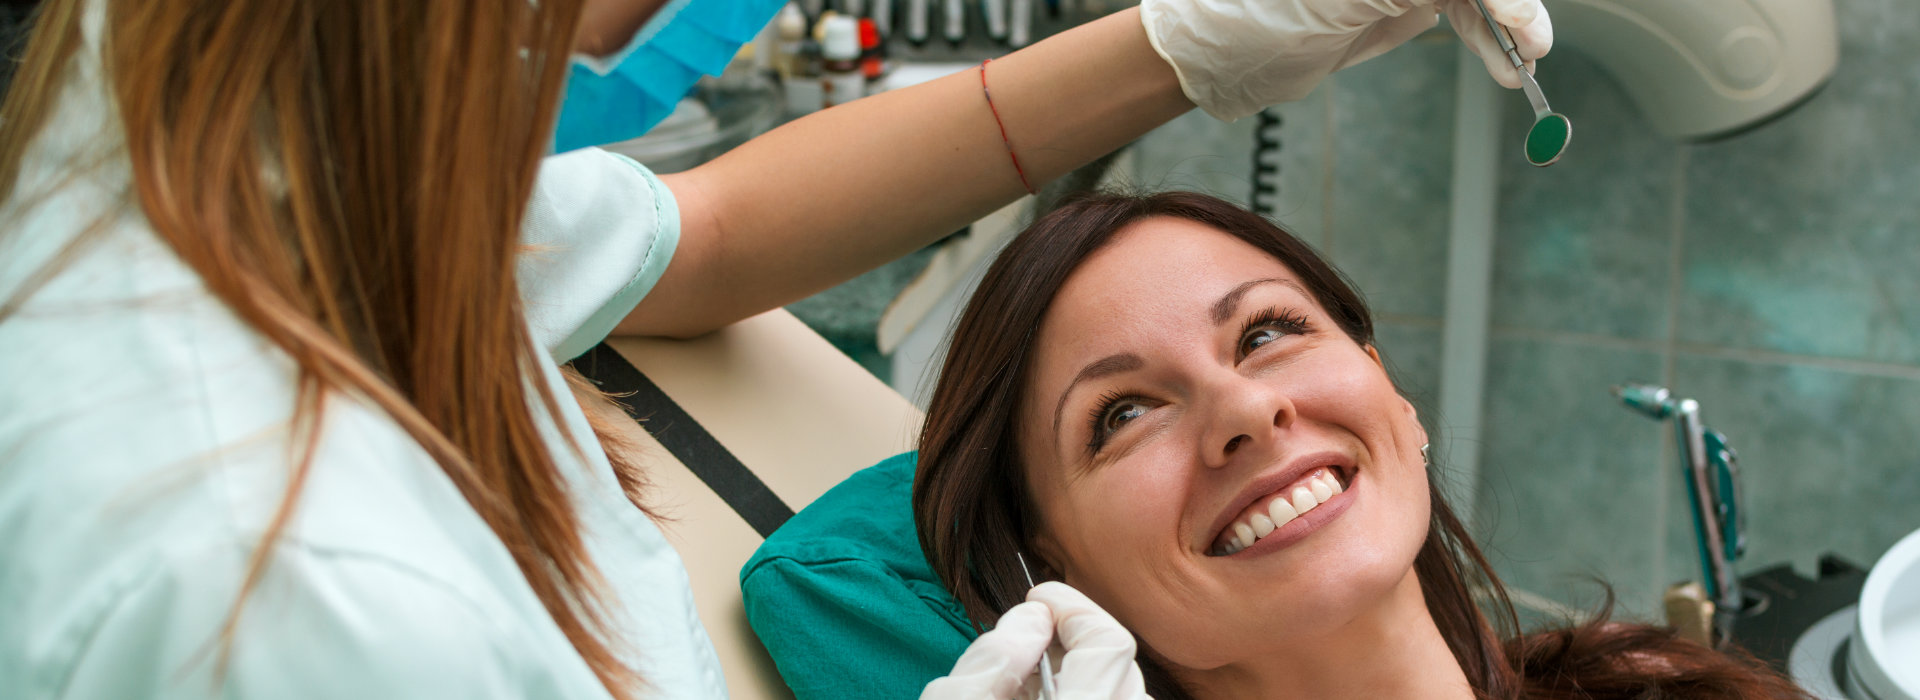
[1009,0,1032,47]
[1017,552,1058,700]
[873,0,893,37]
[1615,383,1747,647]
[984,0,1009,41]
[907,0,930,44]
[944,0,966,44]
[1470,0,1570,166]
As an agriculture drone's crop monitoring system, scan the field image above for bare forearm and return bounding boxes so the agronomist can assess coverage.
[625,9,1191,337]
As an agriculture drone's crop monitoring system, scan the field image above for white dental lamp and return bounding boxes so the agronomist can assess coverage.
[1545,0,1838,139]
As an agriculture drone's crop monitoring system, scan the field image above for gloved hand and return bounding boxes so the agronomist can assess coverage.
[1141,0,1554,121]
[921,582,1151,700]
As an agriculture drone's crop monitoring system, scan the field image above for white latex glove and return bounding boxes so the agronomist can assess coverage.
[1437,0,1554,89]
[1141,0,1554,121]
[922,582,1151,700]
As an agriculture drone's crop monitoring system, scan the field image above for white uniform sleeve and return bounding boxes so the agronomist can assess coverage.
[519,148,680,363]
[54,545,569,700]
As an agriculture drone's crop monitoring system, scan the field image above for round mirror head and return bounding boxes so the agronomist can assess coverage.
[1525,113,1571,167]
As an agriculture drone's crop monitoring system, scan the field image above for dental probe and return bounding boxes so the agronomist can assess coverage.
[1017,552,1058,700]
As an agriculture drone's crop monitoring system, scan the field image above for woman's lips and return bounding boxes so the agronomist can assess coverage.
[1210,467,1355,556]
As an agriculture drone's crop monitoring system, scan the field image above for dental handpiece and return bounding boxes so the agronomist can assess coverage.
[1613,383,1743,642]
[1017,552,1058,700]
[1677,401,1744,642]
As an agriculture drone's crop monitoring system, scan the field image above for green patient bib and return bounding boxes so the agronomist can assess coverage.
[740,452,977,699]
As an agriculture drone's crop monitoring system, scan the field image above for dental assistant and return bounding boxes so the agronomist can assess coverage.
[0,0,1548,698]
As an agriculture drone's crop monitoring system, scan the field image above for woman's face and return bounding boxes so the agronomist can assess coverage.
[1018,217,1432,671]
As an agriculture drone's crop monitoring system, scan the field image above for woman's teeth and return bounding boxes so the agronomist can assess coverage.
[1213,469,1345,556]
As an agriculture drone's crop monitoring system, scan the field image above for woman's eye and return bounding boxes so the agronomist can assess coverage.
[1101,401,1149,436]
[1236,308,1310,360]
[1087,393,1152,454]
[1241,328,1284,356]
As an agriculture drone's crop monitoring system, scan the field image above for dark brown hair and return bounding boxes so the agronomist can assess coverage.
[912,191,1808,699]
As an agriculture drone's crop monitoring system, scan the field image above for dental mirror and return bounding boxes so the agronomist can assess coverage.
[1471,0,1570,167]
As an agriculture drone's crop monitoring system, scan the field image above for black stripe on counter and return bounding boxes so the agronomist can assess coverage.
[572,343,795,538]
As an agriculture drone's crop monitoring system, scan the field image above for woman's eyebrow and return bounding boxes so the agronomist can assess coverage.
[1045,278,1308,442]
[1051,352,1145,440]
[1211,277,1306,324]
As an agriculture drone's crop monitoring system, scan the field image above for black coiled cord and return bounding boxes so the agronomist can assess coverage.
[1250,106,1283,217]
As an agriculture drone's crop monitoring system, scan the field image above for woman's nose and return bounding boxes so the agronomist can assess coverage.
[1199,373,1293,469]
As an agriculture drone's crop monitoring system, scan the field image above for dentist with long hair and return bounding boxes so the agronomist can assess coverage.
[0,0,1547,697]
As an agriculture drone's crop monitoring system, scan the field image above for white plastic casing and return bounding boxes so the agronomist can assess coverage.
[1852,527,1920,700]
[1545,0,1838,139]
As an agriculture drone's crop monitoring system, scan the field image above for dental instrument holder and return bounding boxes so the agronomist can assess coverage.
[1616,383,1748,647]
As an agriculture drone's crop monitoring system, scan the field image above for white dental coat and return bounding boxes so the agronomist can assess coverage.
[0,6,725,699]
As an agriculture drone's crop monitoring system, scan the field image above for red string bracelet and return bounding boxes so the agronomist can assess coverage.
[979,59,1036,196]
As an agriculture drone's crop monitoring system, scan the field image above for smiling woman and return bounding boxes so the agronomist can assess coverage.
[912,191,1810,699]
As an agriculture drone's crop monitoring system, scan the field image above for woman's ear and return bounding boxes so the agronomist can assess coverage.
[1366,344,1428,439]
[1028,533,1068,582]
[1400,397,1429,456]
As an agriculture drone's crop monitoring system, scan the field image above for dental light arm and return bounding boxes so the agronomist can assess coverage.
[1543,0,1836,139]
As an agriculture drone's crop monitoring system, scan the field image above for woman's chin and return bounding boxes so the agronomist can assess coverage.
[1142,539,1426,671]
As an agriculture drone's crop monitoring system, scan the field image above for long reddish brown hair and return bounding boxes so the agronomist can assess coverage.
[0,1,642,696]
[913,191,1809,699]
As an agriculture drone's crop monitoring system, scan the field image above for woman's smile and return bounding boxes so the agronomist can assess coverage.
[1205,458,1358,557]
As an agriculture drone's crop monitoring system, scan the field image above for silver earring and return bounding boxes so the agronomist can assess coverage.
[1420,443,1430,465]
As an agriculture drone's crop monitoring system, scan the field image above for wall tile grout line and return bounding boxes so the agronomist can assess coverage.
[1483,325,1920,383]
[1321,79,1338,257]
[1654,147,1691,603]
[1374,312,1444,329]
[1670,342,1920,381]
[1489,326,1665,354]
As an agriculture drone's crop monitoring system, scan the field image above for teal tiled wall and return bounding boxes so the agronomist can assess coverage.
[1477,0,1920,618]
[1128,4,1920,619]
